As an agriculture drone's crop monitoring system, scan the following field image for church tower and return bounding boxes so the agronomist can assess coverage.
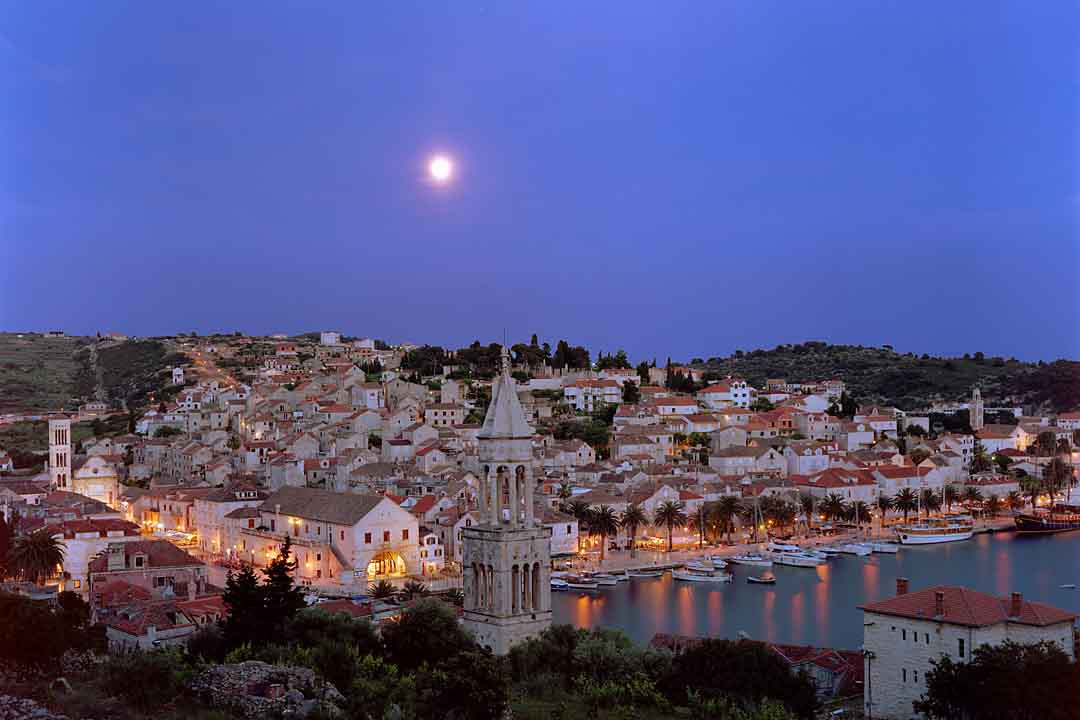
[461,347,551,654]
[970,387,984,432]
[48,415,72,490]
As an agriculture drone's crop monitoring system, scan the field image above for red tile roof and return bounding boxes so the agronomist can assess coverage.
[859,586,1077,627]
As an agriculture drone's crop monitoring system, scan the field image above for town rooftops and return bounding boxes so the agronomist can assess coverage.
[261,486,385,526]
[88,540,204,573]
[859,585,1077,627]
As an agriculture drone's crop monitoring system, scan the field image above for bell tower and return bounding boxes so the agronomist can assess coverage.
[461,346,551,654]
[970,387,984,432]
[48,415,72,490]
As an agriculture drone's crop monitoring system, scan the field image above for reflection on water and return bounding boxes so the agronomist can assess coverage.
[551,533,1080,649]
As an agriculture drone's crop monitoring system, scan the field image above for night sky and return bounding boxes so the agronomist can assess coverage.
[3,2,1077,361]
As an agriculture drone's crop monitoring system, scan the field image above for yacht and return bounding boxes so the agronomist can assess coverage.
[1015,504,1080,534]
[672,567,733,583]
[895,516,974,545]
[550,578,569,591]
[564,575,599,590]
[729,553,773,568]
[836,543,872,556]
[766,540,802,553]
[867,542,900,554]
[770,550,827,567]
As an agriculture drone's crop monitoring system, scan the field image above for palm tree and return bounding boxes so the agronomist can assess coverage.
[1020,475,1042,511]
[943,486,960,513]
[741,501,761,543]
[1005,490,1024,512]
[710,496,742,545]
[893,488,918,522]
[820,494,847,522]
[402,580,427,599]
[876,495,893,533]
[444,588,464,606]
[7,530,65,586]
[962,486,983,509]
[850,501,871,529]
[556,482,573,508]
[920,489,941,517]
[985,494,1002,517]
[653,500,688,553]
[619,504,649,558]
[800,495,815,531]
[368,579,395,599]
[589,505,619,563]
[567,500,591,553]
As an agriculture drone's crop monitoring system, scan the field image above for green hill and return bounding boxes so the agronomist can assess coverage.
[692,342,1079,412]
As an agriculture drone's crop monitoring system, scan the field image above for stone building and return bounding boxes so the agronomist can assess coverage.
[860,579,1077,719]
[462,348,551,654]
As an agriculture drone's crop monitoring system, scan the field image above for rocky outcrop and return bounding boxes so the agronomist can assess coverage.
[188,661,344,719]
[0,695,69,720]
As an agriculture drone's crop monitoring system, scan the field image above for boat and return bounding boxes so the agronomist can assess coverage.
[588,573,619,586]
[686,559,725,571]
[836,543,872,556]
[747,572,776,585]
[895,516,974,545]
[672,568,733,583]
[1060,584,1076,590]
[770,550,827,567]
[627,568,664,578]
[708,555,731,568]
[564,575,598,590]
[729,553,773,568]
[1015,504,1080,534]
[816,545,844,555]
[550,578,569,591]
[611,570,630,582]
[766,540,802,553]
[867,542,900,554]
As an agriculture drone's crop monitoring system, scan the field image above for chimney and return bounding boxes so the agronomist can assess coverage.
[896,577,909,596]
[1010,592,1023,617]
[934,591,945,617]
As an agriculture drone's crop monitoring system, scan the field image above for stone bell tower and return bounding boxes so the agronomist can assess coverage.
[970,386,984,432]
[461,346,551,654]
[48,415,72,490]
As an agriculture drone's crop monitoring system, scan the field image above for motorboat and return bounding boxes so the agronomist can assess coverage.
[686,559,726,571]
[588,573,619,586]
[867,542,900,554]
[816,545,844,555]
[728,553,773,568]
[564,575,599,590]
[550,578,569,591]
[766,540,802,553]
[708,555,731,568]
[627,568,664,578]
[672,567,733,583]
[836,543,872,556]
[747,572,776,585]
[770,550,827,568]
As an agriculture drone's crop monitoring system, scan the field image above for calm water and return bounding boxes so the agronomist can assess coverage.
[551,532,1080,649]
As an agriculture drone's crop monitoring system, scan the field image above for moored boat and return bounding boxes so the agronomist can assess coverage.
[766,540,802,553]
[589,573,619,586]
[627,568,664,578]
[770,550,827,567]
[895,516,974,545]
[867,542,899,554]
[729,553,773,568]
[564,575,599,590]
[837,543,872,556]
[816,545,844,555]
[673,568,733,583]
[550,578,569,590]
[1015,504,1080,534]
[747,572,776,585]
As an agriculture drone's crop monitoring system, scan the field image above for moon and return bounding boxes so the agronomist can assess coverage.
[428,154,453,184]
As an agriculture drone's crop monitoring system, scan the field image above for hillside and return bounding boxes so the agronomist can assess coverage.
[0,334,90,413]
[692,343,1079,412]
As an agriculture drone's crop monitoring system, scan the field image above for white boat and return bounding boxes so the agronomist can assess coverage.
[673,568,733,583]
[686,559,726,571]
[708,555,731,568]
[770,550,827,568]
[836,543,872,556]
[895,518,974,545]
[589,573,619,586]
[816,545,844,555]
[627,568,664,578]
[550,578,569,590]
[564,575,598,590]
[867,542,900,554]
[766,540,802,553]
[747,572,776,585]
[729,553,773,568]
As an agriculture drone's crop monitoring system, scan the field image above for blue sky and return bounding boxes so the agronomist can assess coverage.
[2,1,1077,362]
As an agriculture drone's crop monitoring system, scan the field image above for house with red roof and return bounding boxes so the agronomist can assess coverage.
[860,579,1077,719]
[792,468,879,505]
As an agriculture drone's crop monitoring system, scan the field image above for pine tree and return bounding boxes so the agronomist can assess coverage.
[262,535,306,631]
[222,565,266,647]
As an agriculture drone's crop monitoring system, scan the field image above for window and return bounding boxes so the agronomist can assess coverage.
[73,580,81,589]
[383,530,390,542]
[317,526,321,536]
[134,556,144,568]
[901,629,906,641]
[316,553,321,562]
[402,529,409,541]
[925,633,930,644]
[902,669,907,683]
[364,532,372,544]
[270,519,276,532]
[340,530,345,541]
[914,670,918,683]
[958,638,965,658]
[248,519,255,529]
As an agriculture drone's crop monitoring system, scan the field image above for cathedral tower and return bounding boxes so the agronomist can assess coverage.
[48,415,72,490]
[461,347,551,654]
[970,387,984,432]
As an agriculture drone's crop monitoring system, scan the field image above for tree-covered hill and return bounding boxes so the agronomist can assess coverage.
[691,342,1079,412]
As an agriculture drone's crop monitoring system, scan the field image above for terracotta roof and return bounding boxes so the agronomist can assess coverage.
[88,540,203,573]
[262,486,384,525]
[859,586,1077,627]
